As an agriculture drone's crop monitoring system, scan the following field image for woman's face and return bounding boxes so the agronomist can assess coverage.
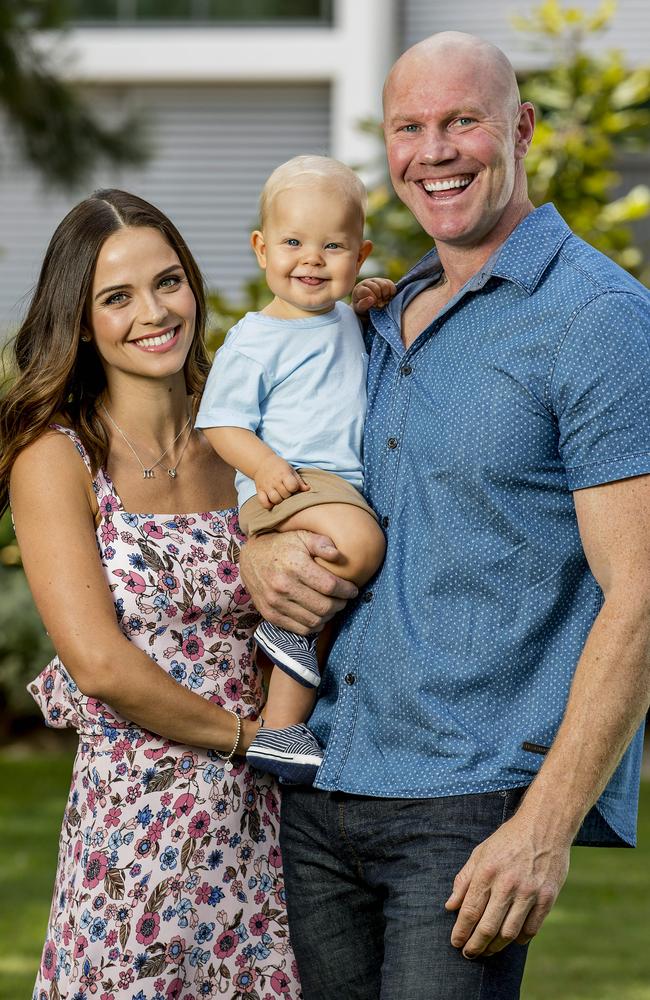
[88,226,197,387]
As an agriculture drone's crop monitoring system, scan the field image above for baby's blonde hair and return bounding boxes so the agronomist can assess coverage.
[259,155,367,233]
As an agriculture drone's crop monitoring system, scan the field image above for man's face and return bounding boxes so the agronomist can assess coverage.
[383,53,532,251]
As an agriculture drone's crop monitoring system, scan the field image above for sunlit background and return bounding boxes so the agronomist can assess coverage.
[1,2,649,998]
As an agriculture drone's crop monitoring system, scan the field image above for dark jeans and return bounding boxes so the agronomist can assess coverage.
[280,786,529,1000]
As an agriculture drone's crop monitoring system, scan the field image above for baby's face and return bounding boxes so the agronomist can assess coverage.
[252,183,372,319]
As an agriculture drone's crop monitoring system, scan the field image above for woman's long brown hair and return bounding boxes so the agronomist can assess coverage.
[0,189,211,515]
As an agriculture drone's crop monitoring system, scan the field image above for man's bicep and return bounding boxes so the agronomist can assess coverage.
[553,292,650,490]
[574,474,650,597]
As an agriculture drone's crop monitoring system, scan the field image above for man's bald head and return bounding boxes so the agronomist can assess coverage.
[383,32,521,120]
[381,30,535,254]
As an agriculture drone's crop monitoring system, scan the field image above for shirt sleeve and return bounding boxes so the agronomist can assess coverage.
[195,346,270,433]
[550,290,650,490]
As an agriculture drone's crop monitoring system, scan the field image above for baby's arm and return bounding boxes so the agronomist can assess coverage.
[352,276,398,315]
[202,426,309,510]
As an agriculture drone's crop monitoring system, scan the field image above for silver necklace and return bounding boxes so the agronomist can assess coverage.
[100,402,192,479]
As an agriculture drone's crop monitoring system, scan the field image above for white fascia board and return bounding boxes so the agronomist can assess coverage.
[38,0,395,168]
[43,27,341,83]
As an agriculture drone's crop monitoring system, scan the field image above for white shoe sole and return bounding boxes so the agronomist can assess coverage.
[255,631,320,688]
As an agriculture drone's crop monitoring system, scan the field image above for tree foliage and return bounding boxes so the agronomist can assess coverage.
[515,0,650,277]
[0,0,145,189]
[362,0,650,281]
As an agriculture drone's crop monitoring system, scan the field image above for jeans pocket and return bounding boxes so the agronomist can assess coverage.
[501,786,528,824]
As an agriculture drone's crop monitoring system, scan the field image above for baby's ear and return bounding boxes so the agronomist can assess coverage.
[357,239,373,270]
[251,230,267,269]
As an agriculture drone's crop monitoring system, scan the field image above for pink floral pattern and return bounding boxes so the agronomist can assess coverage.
[30,426,301,1000]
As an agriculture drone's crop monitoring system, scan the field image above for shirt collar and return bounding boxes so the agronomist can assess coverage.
[394,203,573,297]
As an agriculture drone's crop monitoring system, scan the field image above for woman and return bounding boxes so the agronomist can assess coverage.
[0,190,301,999]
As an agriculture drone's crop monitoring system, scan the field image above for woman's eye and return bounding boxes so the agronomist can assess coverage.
[105,292,127,305]
[159,275,181,289]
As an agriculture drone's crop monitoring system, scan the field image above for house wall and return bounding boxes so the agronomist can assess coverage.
[0,83,330,329]
[400,0,650,68]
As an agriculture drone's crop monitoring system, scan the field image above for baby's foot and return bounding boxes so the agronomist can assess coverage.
[254,621,320,687]
[246,723,323,784]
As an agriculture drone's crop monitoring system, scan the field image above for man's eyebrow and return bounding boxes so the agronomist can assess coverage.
[94,264,183,301]
[387,106,485,126]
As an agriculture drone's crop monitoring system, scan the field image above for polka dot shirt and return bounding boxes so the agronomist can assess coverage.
[311,204,650,847]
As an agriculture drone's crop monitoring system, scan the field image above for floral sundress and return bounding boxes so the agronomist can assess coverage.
[30,426,301,1000]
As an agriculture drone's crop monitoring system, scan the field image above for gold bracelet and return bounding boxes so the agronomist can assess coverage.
[215,708,242,771]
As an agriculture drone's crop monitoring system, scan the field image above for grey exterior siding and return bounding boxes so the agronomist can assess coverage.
[400,0,650,68]
[0,83,330,332]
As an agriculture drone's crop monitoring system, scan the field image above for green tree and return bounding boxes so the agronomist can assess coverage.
[516,0,650,277]
[0,0,145,189]
[362,0,650,281]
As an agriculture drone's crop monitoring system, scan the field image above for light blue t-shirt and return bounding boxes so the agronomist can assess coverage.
[311,204,650,847]
[196,302,368,507]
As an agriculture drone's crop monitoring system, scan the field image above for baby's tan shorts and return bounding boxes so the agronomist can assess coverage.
[238,466,377,538]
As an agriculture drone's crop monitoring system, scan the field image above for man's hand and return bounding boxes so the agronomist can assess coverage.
[445,809,571,958]
[253,454,310,510]
[352,277,397,315]
[240,530,357,634]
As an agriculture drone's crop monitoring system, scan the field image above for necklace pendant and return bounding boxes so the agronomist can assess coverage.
[143,468,155,479]
[168,468,177,479]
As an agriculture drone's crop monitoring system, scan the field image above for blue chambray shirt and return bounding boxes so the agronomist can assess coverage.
[310,204,650,847]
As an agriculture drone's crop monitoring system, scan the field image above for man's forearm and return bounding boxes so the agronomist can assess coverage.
[518,592,650,840]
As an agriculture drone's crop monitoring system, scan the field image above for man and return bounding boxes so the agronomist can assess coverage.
[240,32,650,999]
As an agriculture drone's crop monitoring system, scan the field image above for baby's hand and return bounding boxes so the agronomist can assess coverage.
[254,455,310,510]
[352,277,397,315]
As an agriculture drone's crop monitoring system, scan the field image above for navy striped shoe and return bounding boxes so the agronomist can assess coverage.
[246,724,323,784]
[254,621,320,688]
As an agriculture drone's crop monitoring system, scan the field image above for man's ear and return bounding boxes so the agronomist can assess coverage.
[250,230,267,269]
[357,240,373,271]
[515,103,535,159]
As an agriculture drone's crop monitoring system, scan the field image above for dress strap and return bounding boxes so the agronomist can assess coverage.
[48,423,123,519]
[49,423,93,474]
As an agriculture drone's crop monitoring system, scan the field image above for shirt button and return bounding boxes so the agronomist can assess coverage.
[344,673,356,685]
[387,437,399,450]
[400,364,413,376]
[362,591,373,603]
[381,515,389,528]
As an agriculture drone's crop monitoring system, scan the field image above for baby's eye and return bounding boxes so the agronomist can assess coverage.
[285,239,300,247]
[324,243,342,250]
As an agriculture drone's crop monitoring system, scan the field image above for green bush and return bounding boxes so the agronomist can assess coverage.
[0,565,54,735]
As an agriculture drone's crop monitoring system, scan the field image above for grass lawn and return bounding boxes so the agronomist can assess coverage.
[0,750,648,1000]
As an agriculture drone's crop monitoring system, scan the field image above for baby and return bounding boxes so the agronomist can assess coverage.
[196,155,394,783]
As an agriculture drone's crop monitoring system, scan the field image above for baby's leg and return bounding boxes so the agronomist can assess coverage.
[263,666,316,729]
[248,505,384,782]
[277,502,386,586]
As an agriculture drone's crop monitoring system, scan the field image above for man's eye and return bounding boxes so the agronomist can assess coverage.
[453,117,476,128]
[400,124,421,133]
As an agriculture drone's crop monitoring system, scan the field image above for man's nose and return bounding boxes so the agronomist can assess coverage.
[419,129,458,164]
